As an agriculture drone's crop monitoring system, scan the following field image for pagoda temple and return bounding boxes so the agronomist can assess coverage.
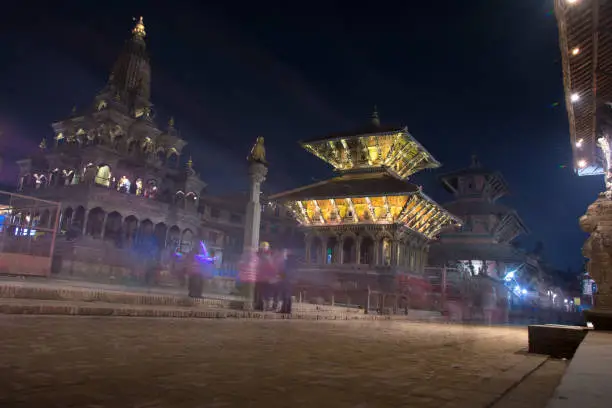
[428,156,529,279]
[270,110,460,307]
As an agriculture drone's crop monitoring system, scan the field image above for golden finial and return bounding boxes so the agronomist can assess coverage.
[371,105,380,127]
[71,106,77,115]
[168,116,175,127]
[132,16,146,38]
[187,156,193,168]
[39,138,47,150]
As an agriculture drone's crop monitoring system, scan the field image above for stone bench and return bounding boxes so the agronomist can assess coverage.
[528,324,589,359]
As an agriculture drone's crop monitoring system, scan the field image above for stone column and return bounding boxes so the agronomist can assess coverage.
[355,238,361,265]
[242,162,268,253]
[241,137,268,310]
[581,194,612,329]
[100,213,109,239]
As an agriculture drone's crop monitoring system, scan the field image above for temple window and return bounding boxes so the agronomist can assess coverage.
[117,176,131,193]
[135,179,143,196]
[95,165,111,187]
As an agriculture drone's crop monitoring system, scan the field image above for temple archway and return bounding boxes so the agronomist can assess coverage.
[137,219,154,245]
[326,236,339,264]
[86,207,105,237]
[103,211,123,244]
[154,222,168,249]
[360,236,374,265]
[310,236,323,263]
[168,225,181,251]
[73,206,85,230]
[342,236,356,264]
[123,215,139,247]
[61,207,74,231]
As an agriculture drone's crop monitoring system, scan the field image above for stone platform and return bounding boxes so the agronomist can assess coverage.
[0,278,444,322]
[546,331,612,407]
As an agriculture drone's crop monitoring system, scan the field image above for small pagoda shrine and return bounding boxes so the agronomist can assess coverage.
[270,109,460,308]
[428,156,529,278]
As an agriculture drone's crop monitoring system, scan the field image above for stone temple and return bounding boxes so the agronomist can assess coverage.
[15,18,208,282]
[270,109,461,308]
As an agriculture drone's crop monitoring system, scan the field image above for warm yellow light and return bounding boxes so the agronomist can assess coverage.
[571,47,580,56]
[576,138,583,148]
[571,93,580,102]
[578,159,587,168]
[566,0,579,4]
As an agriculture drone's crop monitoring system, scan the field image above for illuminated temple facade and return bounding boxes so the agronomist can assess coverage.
[15,18,210,280]
[271,111,460,305]
[428,156,529,278]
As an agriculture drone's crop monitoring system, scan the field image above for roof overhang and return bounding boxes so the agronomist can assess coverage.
[555,0,612,176]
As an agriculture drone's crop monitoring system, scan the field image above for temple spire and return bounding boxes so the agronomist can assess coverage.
[470,154,481,168]
[39,138,47,150]
[371,105,380,127]
[132,16,146,39]
[168,116,175,128]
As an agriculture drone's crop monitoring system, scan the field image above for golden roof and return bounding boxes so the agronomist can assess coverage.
[301,125,440,179]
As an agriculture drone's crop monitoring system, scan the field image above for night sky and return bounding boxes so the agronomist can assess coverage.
[0,0,604,271]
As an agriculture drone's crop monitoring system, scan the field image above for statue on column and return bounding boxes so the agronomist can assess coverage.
[247,136,267,165]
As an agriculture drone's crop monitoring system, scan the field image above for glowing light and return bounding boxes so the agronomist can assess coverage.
[564,299,569,304]
[521,289,527,295]
[587,322,594,329]
[504,270,516,282]
[576,138,583,148]
[577,159,587,168]
[566,0,578,4]
[570,93,580,102]
[571,47,580,56]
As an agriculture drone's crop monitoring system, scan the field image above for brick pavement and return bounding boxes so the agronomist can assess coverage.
[0,316,563,407]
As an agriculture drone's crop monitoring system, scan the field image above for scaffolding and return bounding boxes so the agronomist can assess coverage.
[0,190,61,277]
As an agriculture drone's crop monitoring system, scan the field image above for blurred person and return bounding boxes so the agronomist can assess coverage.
[483,285,497,325]
[255,241,275,310]
[187,248,204,298]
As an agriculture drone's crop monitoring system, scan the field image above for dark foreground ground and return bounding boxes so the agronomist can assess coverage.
[0,317,565,408]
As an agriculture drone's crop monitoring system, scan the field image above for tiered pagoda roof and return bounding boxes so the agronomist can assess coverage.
[270,110,461,239]
[555,0,612,176]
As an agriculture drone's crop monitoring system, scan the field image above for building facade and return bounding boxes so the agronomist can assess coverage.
[15,18,207,282]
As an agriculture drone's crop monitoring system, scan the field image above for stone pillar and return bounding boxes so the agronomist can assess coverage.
[321,238,328,264]
[82,211,89,236]
[242,162,268,253]
[374,240,380,265]
[339,237,345,264]
[241,137,268,310]
[581,194,612,329]
[355,238,361,265]
[100,213,109,239]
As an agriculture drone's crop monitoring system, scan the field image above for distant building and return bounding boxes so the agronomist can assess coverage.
[428,156,529,280]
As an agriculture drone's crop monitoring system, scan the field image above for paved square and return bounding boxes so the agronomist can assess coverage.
[0,316,557,407]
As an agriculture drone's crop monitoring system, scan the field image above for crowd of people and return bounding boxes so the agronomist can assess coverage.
[182,241,296,314]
